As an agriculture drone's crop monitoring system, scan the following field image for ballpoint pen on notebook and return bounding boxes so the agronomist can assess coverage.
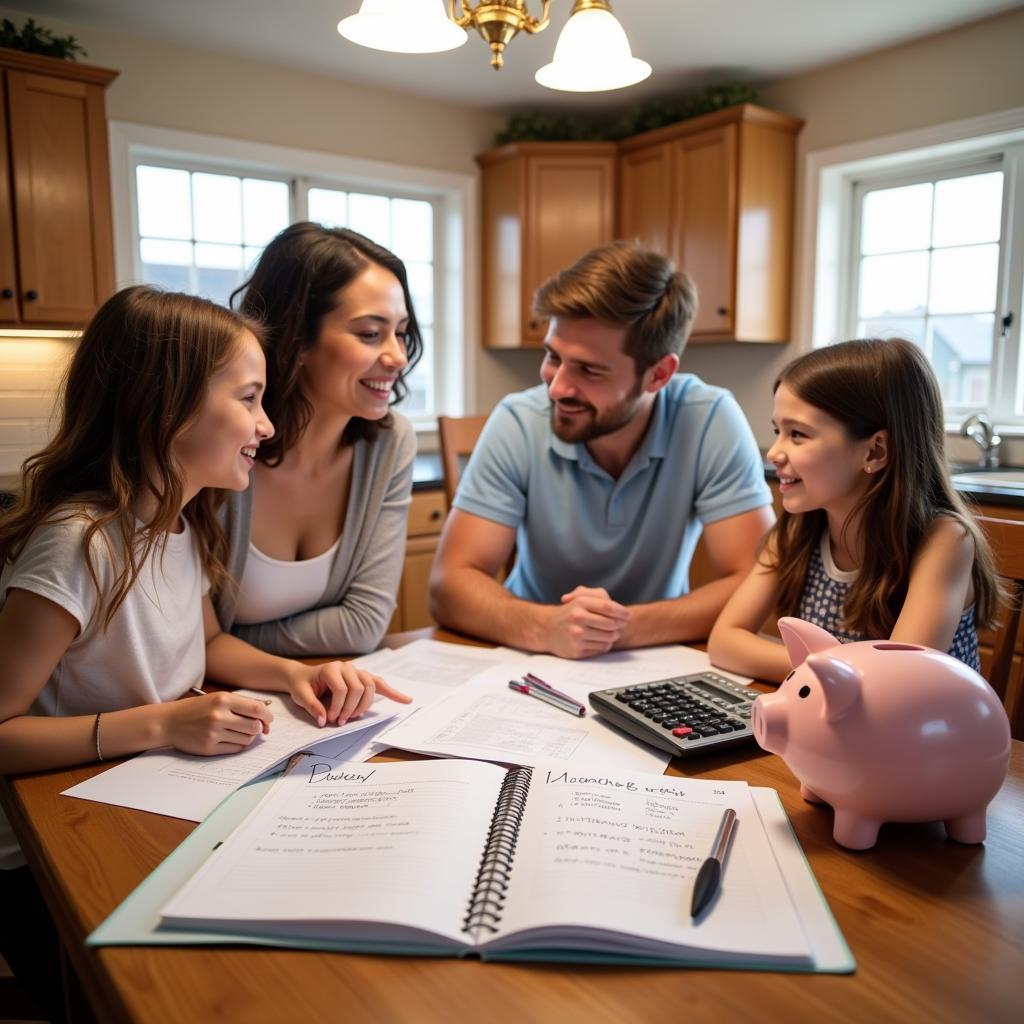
[508,678,587,717]
[690,807,738,918]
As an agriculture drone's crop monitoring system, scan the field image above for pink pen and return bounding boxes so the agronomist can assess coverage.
[523,672,587,713]
[509,678,586,717]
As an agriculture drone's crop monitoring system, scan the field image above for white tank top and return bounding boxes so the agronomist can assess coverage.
[234,535,341,625]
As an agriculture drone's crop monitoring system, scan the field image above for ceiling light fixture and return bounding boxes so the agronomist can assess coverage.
[337,0,651,92]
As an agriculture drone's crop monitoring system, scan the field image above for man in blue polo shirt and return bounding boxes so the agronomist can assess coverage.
[430,241,774,659]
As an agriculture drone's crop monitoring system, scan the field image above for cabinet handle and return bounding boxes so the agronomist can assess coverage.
[1,288,12,299]
[429,509,442,521]
[25,289,38,301]
[716,306,728,316]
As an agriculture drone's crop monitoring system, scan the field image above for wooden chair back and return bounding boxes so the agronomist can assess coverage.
[437,414,488,507]
[977,515,1024,740]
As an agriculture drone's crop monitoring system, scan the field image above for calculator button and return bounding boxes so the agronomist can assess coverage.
[615,693,631,702]
[697,727,719,737]
[685,733,701,741]
[661,720,680,729]
[671,727,693,737]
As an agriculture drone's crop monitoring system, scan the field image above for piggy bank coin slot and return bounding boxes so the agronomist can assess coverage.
[871,642,925,651]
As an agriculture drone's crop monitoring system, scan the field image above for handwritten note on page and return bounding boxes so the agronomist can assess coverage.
[62,689,397,822]
[161,757,507,945]
[489,767,809,963]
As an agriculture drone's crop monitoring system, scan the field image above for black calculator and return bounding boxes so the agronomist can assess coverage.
[588,671,759,757]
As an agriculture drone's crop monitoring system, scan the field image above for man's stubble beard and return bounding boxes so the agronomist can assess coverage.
[549,378,645,444]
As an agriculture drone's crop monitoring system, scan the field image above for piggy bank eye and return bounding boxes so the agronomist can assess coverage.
[798,685,811,699]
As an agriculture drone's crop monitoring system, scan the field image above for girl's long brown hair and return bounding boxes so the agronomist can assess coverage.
[768,338,1001,636]
[230,222,423,465]
[0,286,264,627]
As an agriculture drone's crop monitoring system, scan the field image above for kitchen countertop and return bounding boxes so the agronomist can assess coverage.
[4,454,1023,508]
[762,459,1024,509]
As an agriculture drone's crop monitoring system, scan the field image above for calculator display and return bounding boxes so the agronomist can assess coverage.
[689,681,743,704]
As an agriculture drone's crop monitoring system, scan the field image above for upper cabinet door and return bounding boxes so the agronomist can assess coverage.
[619,142,674,254]
[0,77,20,325]
[6,70,114,326]
[672,125,737,338]
[523,154,616,344]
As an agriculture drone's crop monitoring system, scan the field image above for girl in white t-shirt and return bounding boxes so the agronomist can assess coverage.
[0,286,410,1016]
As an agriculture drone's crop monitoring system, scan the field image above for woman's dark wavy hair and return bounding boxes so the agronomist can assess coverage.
[230,222,423,464]
[766,338,1001,637]
[0,286,264,627]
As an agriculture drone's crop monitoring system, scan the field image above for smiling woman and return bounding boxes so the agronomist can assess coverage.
[212,223,424,656]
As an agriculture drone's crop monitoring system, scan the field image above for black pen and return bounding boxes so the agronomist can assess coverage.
[690,808,738,918]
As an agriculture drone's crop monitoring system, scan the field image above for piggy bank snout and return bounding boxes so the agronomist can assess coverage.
[752,694,787,754]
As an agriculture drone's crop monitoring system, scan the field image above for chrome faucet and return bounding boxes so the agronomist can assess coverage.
[959,414,1001,468]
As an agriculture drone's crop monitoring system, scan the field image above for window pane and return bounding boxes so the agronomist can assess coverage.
[929,244,999,314]
[137,166,191,240]
[856,317,926,346]
[858,252,929,317]
[243,178,289,247]
[402,325,433,417]
[348,193,391,247]
[140,238,192,266]
[195,242,243,270]
[308,187,348,228]
[933,172,1003,248]
[406,261,434,325]
[196,268,243,308]
[927,314,993,405]
[391,198,433,264]
[860,183,932,255]
[192,173,242,244]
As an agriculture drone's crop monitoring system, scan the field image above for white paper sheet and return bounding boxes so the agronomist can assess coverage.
[61,689,397,822]
[380,645,732,773]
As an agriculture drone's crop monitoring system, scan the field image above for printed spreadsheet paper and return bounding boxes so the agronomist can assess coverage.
[378,645,737,773]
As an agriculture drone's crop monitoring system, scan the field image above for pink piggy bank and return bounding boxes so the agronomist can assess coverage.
[751,617,1011,850]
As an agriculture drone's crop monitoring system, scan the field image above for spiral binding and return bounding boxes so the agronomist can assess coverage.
[462,766,533,938]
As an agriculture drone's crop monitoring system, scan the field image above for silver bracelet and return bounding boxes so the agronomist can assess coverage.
[94,712,104,762]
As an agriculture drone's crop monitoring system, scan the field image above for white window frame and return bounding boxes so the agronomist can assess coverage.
[798,106,1024,435]
[107,121,478,435]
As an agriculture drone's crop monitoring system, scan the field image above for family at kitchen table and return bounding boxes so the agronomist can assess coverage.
[0,228,1003,1018]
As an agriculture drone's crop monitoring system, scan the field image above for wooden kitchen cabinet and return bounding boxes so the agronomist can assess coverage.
[477,142,617,349]
[619,104,803,343]
[390,488,448,632]
[0,50,117,328]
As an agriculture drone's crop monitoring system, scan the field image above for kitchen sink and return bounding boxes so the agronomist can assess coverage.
[951,469,1024,491]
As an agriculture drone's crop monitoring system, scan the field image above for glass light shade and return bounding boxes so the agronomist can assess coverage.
[338,0,467,54]
[535,8,651,92]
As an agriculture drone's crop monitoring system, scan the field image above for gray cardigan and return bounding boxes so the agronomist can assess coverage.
[214,414,416,657]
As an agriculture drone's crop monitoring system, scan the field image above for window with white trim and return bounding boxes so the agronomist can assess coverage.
[841,145,1024,426]
[132,159,443,421]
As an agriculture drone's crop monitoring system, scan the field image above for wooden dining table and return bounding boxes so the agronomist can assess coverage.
[2,628,1022,1024]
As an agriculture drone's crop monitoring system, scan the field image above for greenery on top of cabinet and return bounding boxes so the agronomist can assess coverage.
[0,18,87,61]
[494,82,758,146]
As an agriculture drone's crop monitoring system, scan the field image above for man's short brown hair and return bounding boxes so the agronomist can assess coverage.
[532,240,698,374]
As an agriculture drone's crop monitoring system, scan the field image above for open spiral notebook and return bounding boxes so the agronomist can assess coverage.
[91,754,853,972]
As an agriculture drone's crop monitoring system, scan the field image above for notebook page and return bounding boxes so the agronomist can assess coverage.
[160,757,506,945]
[750,788,854,972]
[488,768,811,964]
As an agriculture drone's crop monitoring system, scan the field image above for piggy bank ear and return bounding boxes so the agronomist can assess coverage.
[778,617,838,668]
[805,653,862,722]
